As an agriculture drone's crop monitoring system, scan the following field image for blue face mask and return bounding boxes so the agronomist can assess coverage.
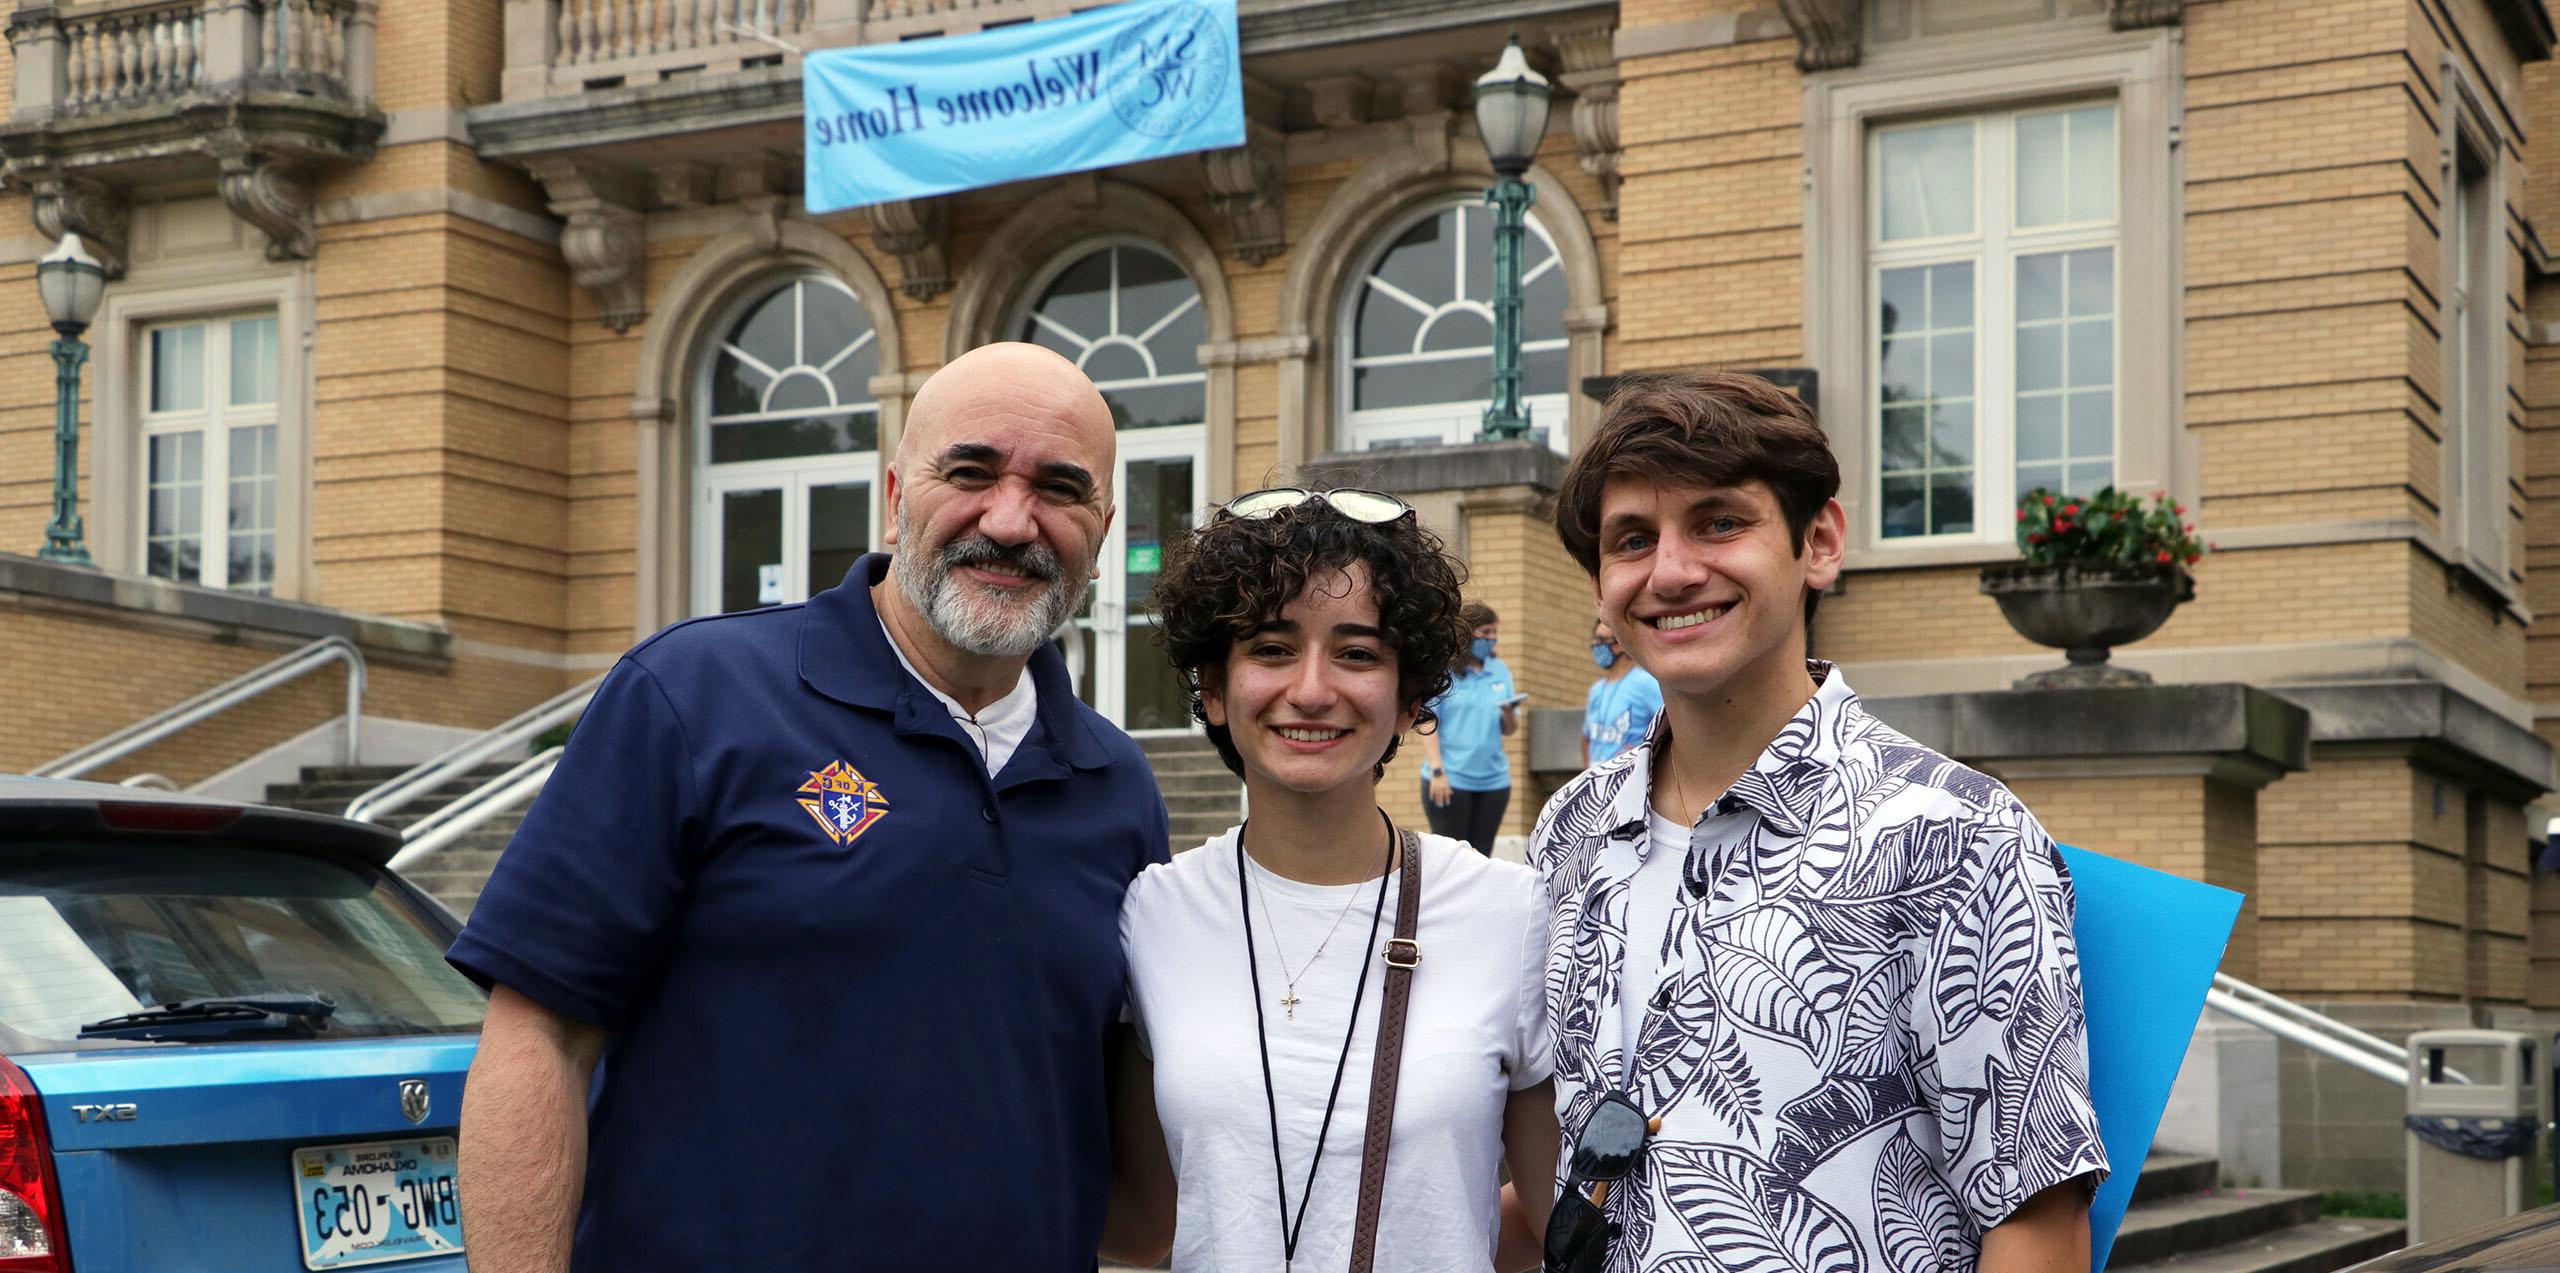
[1471,636,1496,664]
[1591,643,1617,670]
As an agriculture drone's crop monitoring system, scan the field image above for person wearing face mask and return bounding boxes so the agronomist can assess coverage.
[1412,601,1519,855]
[1580,618,1662,770]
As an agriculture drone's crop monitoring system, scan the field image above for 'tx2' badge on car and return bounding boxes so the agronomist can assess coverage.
[796,760,890,847]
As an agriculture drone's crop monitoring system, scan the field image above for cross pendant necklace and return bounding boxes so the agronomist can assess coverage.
[1249,845,1369,1023]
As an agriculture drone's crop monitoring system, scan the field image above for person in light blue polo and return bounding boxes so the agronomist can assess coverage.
[1581,617,1662,769]
[1415,600,1519,854]
[445,343,1168,1273]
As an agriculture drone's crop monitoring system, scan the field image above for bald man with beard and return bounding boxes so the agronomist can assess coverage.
[448,343,1171,1273]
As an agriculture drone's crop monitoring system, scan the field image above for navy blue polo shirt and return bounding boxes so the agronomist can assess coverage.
[447,552,1168,1272]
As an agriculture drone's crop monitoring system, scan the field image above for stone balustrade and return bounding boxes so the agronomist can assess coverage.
[10,0,373,120]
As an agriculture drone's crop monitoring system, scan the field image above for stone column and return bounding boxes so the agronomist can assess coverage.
[501,0,559,103]
[199,0,264,88]
[1863,681,2309,1189]
[8,7,66,123]
[1299,440,1579,851]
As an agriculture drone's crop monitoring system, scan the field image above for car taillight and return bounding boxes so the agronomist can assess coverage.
[0,1055,69,1271]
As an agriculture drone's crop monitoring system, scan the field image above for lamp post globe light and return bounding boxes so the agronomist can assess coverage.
[36,232,105,566]
[1471,35,1552,443]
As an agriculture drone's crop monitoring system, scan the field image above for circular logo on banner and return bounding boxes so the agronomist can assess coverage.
[1107,1,1231,138]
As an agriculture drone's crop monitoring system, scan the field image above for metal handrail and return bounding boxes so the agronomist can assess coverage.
[35,635,364,783]
[345,674,601,823]
[2204,971,2452,1086]
[385,748,560,872]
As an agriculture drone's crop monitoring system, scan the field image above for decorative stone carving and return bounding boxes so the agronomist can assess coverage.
[1305,74,1374,130]
[653,164,713,209]
[1551,25,1621,221]
[26,173,130,278]
[2109,0,2183,28]
[1201,124,1284,266]
[1778,0,1863,71]
[866,198,951,300]
[215,150,316,262]
[1389,64,1465,117]
[528,158,646,333]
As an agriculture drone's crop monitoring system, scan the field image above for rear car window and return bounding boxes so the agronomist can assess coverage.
[0,839,485,1052]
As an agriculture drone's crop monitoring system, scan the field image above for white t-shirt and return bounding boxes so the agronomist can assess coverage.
[1121,828,1554,1273]
[875,614,1037,775]
[1619,811,1694,1057]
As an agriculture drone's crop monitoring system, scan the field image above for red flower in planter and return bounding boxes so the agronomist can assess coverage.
[2156,550,2173,563]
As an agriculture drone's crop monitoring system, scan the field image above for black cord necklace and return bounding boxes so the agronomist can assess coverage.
[1237,807,1397,1273]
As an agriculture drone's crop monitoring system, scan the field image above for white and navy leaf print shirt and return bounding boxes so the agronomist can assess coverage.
[1529,661,2108,1273]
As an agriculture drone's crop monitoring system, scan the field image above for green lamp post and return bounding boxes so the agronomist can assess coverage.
[35,232,105,567]
[1471,35,1553,443]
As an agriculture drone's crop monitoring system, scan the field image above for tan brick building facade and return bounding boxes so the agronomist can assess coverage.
[2,0,2556,1188]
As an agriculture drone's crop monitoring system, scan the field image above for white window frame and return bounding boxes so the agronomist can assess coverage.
[1807,31,2181,567]
[1334,198,1573,455]
[91,274,311,598]
[2437,54,2512,596]
[1868,105,2121,543]
[688,271,886,617]
[135,311,282,592]
[1004,236,1211,732]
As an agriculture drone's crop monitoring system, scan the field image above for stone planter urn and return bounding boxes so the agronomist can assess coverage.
[1978,562,2194,689]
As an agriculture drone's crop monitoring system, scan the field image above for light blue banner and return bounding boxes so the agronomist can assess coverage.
[803,0,1243,213]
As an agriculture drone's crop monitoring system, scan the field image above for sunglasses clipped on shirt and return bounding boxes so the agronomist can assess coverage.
[1544,1091,1655,1273]
[1216,486,1414,524]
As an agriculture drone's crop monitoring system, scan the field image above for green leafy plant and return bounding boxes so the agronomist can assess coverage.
[2319,1191,2406,1219]
[2015,486,2209,569]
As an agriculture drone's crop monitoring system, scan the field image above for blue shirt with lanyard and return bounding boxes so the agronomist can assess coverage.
[1428,657,1516,792]
[447,552,1169,1272]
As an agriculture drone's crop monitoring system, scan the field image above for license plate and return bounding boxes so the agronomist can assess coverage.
[291,1137,465,1269]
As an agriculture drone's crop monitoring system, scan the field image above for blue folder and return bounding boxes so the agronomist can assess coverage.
[2057,844,2244,1271]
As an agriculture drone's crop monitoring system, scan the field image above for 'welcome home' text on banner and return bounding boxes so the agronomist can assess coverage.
[802,0,1243,213]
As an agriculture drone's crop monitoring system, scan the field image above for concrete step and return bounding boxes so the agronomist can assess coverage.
[2136,1154,2225,1206]
[2110,1190,2325,1268]
[1164,789,1241,814]
[264,772,513,807]
[1154,770,1240,795]
[293,764,436,784]
[1167,816,1232,849]
[2113,1216,2405,1273]
[1145,755,1237,781]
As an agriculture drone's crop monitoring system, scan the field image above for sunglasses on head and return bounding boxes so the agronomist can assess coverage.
[1217,487,1413,524]
[1544,1092,1654,1273]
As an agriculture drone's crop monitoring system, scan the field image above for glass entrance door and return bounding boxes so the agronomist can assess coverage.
[696,465,874,614]
[1064,431,1202,731]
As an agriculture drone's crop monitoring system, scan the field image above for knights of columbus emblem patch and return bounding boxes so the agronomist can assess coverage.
[795,760,890,847]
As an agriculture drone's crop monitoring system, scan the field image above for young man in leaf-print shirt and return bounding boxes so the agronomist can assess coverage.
[1518,369,2107,1273]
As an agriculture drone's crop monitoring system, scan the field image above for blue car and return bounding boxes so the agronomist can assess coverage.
[0,777,484,1271]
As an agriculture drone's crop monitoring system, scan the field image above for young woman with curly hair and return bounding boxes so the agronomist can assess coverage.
[1100,488,1559,1273]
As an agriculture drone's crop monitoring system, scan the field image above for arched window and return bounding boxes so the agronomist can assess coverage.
[1009,242,1206,732]
[1341,200,1571,451]
[704,275,881,459]
[692,274,882,614]
[1016,242,1207,431]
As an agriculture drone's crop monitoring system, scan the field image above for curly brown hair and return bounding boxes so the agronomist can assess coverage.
[1150,498,1470,782]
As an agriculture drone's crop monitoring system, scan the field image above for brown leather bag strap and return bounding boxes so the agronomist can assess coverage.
[1348,827,1425,1273]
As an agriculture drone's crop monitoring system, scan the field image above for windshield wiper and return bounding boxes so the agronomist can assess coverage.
[78,993,337,1041]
